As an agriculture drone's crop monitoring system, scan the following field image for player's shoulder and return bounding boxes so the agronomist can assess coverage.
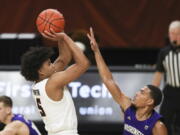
[152,120,168,135]
[12,114,27,125]
[154,120,166,130]
[6,120,24,129]
[6,120,29,135]
[33,78,48,89]
[47,71,65,86]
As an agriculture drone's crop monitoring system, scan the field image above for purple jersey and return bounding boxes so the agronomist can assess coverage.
[123,106,162,135]
[11,114,41,135]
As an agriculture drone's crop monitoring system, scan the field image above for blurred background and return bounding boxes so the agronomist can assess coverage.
[0,0,179,134]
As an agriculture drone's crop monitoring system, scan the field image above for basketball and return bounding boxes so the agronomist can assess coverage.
[36,9,65,33]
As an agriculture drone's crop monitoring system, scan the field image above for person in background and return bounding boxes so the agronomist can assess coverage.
[0,95,41,135]
[152,20,180,135]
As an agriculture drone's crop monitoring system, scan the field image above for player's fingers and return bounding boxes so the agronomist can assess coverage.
[44,30,55,37]
[41,32,50,38]
[90,41,94,45]
[90,27,95,38]
[50,28,56,34]
[90,27,92,36]
[44,31,57,40]
[87,33,92,41]
[41,33,56,41]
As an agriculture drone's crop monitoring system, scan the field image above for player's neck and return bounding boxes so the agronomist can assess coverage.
[36,76,48,83]
[136,107,152,121]
[4,113,13,124]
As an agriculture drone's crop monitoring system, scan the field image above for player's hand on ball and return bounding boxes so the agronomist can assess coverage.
[41,28,66,42]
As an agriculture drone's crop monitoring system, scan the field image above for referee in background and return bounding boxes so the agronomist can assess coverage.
[152,20,180,135]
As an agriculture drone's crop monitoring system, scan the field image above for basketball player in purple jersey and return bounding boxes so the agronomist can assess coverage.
[0,96,41,135]
[87,28,168,135]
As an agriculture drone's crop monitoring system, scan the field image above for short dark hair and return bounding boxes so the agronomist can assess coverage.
[21,47,54,81]
[147,85,163,106]
[0,96,13,107]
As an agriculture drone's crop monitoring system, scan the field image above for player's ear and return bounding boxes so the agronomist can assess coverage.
[38,68,45,76]
[147,98,154,106]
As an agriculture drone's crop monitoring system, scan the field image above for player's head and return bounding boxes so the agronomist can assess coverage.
[169,20,180,46]
[0,96,13,122]
[21,47,54,82]
[132,85,162,108]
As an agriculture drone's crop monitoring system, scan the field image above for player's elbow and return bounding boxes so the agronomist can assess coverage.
[84,57,90,68]
[85,60,90,70]
[80,58,90,72]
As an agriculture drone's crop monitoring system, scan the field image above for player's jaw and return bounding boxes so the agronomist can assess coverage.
[132,90,149,108]
[39,59,56,78]
[0,104,10,123]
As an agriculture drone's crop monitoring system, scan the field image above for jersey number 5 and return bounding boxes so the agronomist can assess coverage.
[36,98,46,117]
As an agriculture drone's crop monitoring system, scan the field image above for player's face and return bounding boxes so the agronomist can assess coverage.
[132,86,153,108]
[0,102,10,123]
[169,28,180,46]
[39,59,56,78]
